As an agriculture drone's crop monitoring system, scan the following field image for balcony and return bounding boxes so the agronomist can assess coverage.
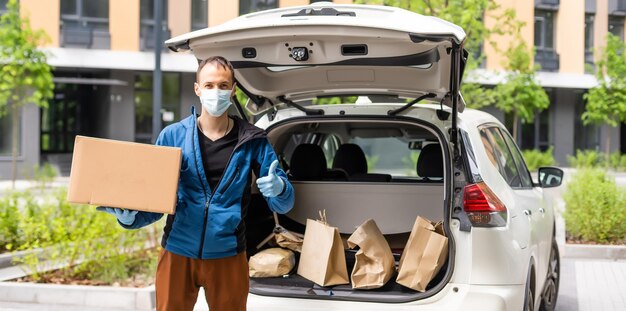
[610,0,626,15]
[535,49,560,72]
[60,23,110,49]
[140,24,171,52]
[535,0,559,10]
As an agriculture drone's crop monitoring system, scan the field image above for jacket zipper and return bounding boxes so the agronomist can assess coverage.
[194,123,263,258]
[197,148,238,258]
[192,120,211,259]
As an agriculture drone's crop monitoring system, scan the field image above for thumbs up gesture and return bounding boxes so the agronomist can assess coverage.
[256,160,285,198]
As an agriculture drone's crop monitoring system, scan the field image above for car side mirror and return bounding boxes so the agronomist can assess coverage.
[538,167,563,188]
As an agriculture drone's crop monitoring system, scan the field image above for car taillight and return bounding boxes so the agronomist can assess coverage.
[463,182,507,227]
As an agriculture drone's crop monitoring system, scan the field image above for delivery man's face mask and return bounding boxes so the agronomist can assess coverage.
[200,88,233,116]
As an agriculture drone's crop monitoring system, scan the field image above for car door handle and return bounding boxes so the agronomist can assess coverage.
[523,209,532,216]
[539,208,545,214]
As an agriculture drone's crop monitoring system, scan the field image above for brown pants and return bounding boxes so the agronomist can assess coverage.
[155,249,249,311]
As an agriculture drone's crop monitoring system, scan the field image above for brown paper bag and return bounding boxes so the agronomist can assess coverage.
[249,248,295,278]
[347,219,395,289]
[275,229,303,252]
[396,216,448,292]
[297,211,349,286]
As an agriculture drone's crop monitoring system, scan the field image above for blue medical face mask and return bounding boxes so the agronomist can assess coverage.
[199,88,232,117]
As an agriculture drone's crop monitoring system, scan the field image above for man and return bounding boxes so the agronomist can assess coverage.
[98,56,295,311]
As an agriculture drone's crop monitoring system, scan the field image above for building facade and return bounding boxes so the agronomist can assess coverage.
[0,0,624,178]
[479,0,626,165]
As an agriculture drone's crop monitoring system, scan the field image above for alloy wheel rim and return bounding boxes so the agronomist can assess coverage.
[542,245,560,307]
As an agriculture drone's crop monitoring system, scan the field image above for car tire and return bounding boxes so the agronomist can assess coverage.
[539,239,560,311]
[524,267,534,311]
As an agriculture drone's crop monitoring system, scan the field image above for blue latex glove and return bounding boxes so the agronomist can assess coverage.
[96,206,138,225]
[256,160,285,198]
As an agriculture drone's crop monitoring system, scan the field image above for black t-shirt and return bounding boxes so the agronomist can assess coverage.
[198,117,239,191]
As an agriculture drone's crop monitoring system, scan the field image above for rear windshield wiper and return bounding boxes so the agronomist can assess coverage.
[277,96,324,116]
[387,93,436,116]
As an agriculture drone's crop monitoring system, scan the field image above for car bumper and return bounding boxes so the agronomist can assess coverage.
[247,283,525,311]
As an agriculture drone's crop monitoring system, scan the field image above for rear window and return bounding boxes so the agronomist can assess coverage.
[277,120,442,181]
[351,137,420,177]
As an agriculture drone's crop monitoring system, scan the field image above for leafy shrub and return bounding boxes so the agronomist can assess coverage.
[32,162,58,188]
[608,151,626,171]
[1,188,161,284]
[567,150,604,168]
[563,169,626,243]
[522,147,556,172]
[0,192,21,252]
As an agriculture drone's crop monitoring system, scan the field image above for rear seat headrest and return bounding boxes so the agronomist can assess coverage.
[332,143,367,176]
[290,144,327,180]
[417,143,443,179]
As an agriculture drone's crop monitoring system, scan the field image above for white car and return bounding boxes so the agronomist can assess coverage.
[166,2,562,310]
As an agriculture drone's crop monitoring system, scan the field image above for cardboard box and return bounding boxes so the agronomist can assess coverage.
[67,135,182,214]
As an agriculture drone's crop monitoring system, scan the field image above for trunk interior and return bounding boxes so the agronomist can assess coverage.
[244,117,452,302]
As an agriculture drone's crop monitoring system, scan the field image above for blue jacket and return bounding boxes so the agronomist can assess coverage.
[120,107,295,259]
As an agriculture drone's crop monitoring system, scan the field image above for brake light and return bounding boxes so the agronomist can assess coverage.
[463,182,507,227]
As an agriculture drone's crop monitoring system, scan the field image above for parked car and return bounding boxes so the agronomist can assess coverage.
[165,2,562,310]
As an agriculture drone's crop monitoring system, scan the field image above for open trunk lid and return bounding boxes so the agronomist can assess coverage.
[165,2,467,128]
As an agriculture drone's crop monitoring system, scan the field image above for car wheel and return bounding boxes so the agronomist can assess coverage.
[524,266,535,311]
[539,239,560,311]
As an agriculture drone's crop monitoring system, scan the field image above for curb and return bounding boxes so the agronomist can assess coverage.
[0,248,45,269]
[0,282,155,311]
[563,243,626,260]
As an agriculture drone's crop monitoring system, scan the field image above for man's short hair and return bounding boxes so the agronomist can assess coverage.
[196,56,235,84]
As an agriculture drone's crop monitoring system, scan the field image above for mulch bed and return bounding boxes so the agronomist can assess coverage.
[14,270,154,288]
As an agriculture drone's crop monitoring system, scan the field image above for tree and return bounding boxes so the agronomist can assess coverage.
[354,0,519,108]
[0,0,54,187]
[355,0,549,142]
[493,41,549,141]
[582,34,626,156]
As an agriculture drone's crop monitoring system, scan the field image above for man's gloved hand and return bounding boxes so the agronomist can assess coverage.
[96,207,138,225]
[256,160,285,198]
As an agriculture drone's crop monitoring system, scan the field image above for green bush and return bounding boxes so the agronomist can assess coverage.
[0,192,21,251]
[608,151,626,171]
[522,147,556,171]
[0,188,160,284]
[563,169,626,244]
[32,163,58,188]
[567,150,604,168]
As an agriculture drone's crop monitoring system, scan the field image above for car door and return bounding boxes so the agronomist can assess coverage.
[499,128,553,278]
[479,127,547,280]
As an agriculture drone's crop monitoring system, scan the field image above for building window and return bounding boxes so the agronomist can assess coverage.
[191,0,207,30]
[609,16,625,40]
[140,0,170,51]
[505,90,553,151]
[0,109,22,157]
[134,73,181,143]
[239,0,277,15]
[0,0,8,14]
[534,9,559,71]
[60,0,111,49]
[41,84,79,153]
[574,91,600,151]
[585,14,595,73]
